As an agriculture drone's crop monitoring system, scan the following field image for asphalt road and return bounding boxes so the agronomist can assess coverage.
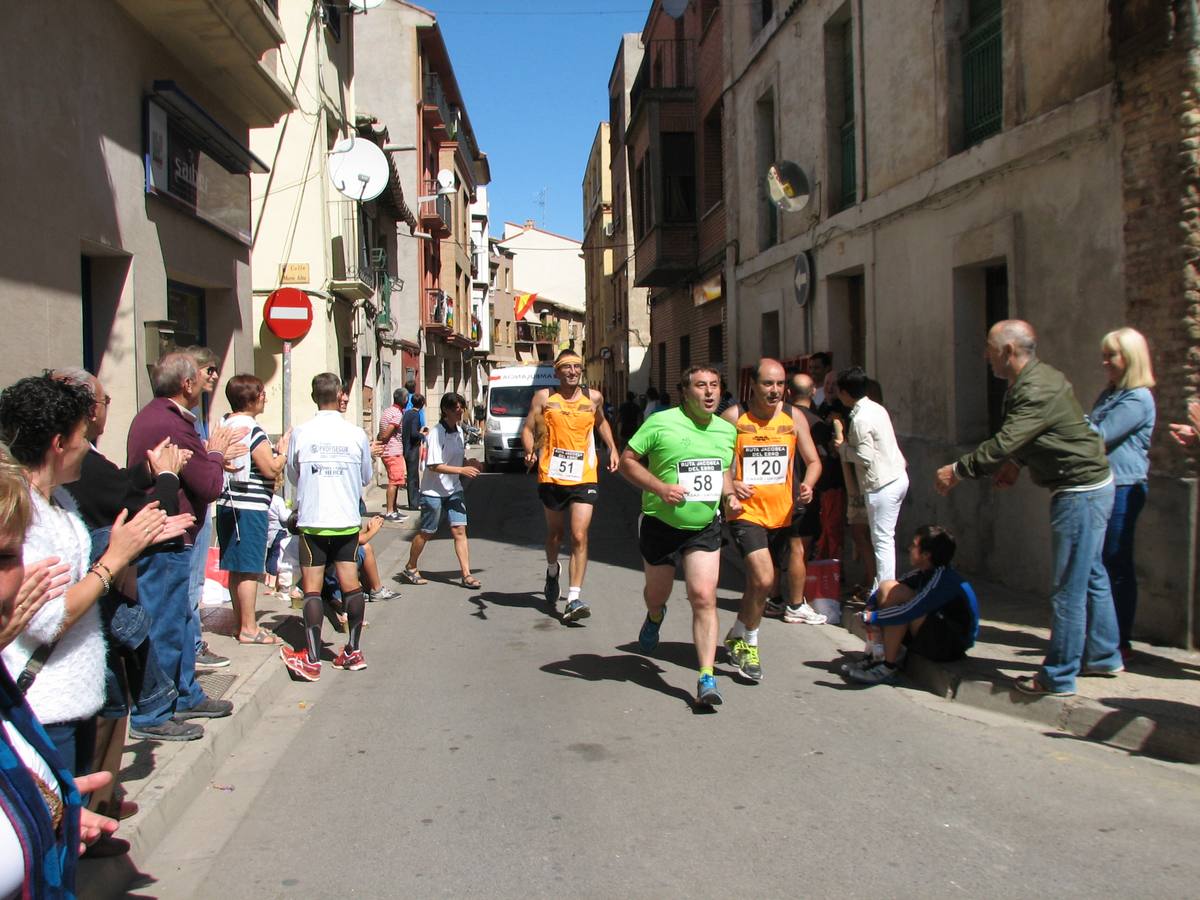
[140,469,1200,899]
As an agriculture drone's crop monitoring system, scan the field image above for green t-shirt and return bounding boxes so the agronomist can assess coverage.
[626,406,736,530]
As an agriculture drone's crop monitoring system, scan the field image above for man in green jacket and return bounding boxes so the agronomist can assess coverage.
[934,320,1122,696]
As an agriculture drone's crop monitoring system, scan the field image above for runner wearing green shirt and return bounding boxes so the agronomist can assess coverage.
[619,365,740,707]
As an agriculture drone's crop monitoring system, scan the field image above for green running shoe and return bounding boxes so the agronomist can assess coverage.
[738,643,763,682]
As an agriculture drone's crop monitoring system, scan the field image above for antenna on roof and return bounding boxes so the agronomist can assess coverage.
[533,187,548,230]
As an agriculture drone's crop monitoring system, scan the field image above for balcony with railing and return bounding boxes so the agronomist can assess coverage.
[424,288,452,336]
[114,0,293,126]
[629,39,695,126]
[423,73,454,133]
[419,180,452,238]
[328,200,375,299]
[514,321,559,345]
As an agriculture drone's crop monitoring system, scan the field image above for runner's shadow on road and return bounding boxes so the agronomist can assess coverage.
[541,651,708,711]
[472,590,562,623]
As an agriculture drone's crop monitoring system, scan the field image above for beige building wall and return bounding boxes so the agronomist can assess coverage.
[249,4,371,435]
[0,0,294,446]
[609,34,651,397]
[725,1,1137,621]
[582,124,615,391]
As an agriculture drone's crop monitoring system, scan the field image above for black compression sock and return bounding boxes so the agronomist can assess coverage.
[302,593,323,663]
[344,589,366,651]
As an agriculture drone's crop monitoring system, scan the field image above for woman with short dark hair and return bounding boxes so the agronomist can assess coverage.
[0,375,173,777]
[218,375,290,645]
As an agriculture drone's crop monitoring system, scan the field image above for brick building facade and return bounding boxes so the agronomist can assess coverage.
[626,0,727,399]
[1114,0,1200,645]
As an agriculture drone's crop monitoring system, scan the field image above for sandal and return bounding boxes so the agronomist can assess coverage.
[238,629,282,645]
[400,567,428,585]
[460,574,482,589]
[1013,675,1074,697]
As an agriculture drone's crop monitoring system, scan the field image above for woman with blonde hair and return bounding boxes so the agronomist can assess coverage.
[1088,327,1156,663]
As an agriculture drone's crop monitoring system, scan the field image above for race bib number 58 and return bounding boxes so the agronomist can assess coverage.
[676,458,722,501]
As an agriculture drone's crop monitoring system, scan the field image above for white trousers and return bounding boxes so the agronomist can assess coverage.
[864,471,909,588]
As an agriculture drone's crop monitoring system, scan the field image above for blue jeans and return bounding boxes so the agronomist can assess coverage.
[1103,482,1147,650]
[132,548,207,728]
[188,516,212,653]
[1043,482,1122,692]
[43,718,97,779]
[89,527,177,723]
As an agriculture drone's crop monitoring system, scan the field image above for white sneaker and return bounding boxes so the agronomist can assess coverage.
[783,602,828,625]
[367,587,399,602]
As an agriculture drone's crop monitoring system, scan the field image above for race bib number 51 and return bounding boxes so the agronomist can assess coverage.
[550,447,584,482]
[742,444,788,485]
[676,458,722,501]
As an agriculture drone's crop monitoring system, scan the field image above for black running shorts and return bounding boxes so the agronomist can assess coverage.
[727,519,789,565]
[638,514,722,567]
[538,482,599,511]
[299,531,359,569]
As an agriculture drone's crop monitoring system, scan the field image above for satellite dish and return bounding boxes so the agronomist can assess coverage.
[328,137,389,202]
[349,0,384,9]
[767,160,812,214]
[436,169,456,193]
[663,0,689,18]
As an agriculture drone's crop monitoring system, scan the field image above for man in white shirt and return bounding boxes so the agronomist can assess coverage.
[400,392,482,589]
[280,373,373,682]
[836,367,908,590]
[807,352,831,411]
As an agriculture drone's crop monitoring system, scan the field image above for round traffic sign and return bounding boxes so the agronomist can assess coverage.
[264,288,313,341]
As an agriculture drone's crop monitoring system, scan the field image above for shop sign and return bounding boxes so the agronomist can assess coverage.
[145,100,252,245]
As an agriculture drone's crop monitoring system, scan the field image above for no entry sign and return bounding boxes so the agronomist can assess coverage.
[264,288,313,341]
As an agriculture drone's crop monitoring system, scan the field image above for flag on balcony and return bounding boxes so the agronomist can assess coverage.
[514,292,537,321]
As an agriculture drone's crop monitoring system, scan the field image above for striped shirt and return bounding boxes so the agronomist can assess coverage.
[218,413,273,511]
[379,404,405,457]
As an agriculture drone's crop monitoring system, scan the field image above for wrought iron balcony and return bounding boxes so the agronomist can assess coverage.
[419,180,452,238]
[328,200,375,300]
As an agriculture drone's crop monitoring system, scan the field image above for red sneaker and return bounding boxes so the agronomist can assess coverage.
[280,645,321,682]
[333,646,367,671]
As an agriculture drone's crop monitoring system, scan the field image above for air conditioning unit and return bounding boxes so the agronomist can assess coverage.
[603,222,616,238]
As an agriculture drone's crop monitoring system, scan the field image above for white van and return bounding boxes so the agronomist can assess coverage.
[484,364,558,468]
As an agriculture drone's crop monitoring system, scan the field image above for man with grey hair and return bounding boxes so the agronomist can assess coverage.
[181,346,230,670]
[935,319,1122,696]
[125,351,245,737]
[377,386,410,522]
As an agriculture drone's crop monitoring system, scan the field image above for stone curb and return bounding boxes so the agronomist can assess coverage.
[80,641,292,898]
[718,543,1199,765]
[839,606,1197,764]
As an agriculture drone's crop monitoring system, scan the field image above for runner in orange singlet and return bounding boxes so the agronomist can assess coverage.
[719,359,821,682]
[521,350,619,621]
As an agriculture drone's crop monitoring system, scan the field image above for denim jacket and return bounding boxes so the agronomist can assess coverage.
[1088,386,1155,485]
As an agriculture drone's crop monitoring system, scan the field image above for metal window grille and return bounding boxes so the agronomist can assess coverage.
[963,0,1003,146]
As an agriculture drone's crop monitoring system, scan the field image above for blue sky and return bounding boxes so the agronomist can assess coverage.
[424,2,649,240]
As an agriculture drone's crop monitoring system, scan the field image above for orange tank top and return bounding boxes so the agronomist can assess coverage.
[732,408,796,529]
[538,391,599,485]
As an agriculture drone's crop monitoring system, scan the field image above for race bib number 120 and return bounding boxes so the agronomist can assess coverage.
[742,444,788,485]
[550,447,584,482]
[676,458,722,501]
